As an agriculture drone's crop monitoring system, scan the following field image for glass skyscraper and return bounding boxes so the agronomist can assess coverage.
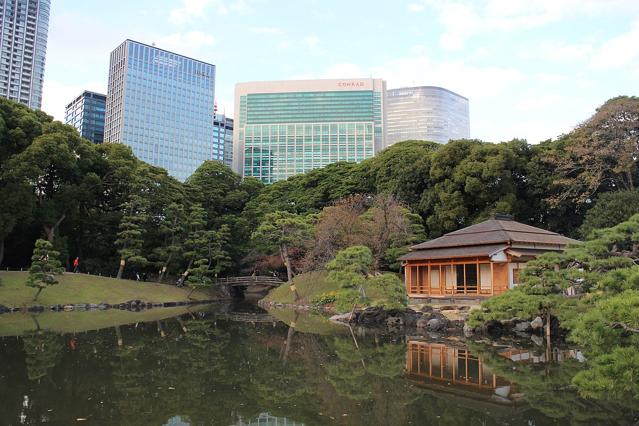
[0,0,50,109]
[213,114,233,168]
[64,90,106,144]
[233,79,386,184]
[104,39,217,181]
[386,86,469,145]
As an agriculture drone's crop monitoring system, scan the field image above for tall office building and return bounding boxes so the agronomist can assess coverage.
[64,90,106,144]
[386,86,469,145]
[104,39,217,181]
[213,114,233,168]
[234,78,386,184]
[0,0,50,109]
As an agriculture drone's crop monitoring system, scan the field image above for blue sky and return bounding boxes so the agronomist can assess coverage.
[44,0,639,143]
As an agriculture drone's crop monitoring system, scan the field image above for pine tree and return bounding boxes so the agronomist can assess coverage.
[27,239,64,301]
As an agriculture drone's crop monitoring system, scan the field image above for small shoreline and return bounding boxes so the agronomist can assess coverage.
[0,298,228,315]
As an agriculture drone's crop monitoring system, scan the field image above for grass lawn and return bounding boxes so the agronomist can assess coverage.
[0,271,211,307]
[0,304,213,337]
[262,271,333,304]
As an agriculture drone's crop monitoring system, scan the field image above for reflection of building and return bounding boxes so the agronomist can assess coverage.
[386,86,470,145]
[498,347,584,364]
[64,91,107,143]
[0,0,51,109]
[233,78,386,184]
[399,214,578,299]
[104,39,217,181]
[234,413,304,426]
[406,340,516,403]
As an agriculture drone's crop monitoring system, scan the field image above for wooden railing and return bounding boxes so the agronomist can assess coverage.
[214,276,284,287]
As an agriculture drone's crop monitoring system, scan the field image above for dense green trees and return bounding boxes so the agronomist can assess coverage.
[2,95,638,289]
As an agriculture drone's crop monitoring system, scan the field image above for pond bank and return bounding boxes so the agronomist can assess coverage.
[0,271,223,311]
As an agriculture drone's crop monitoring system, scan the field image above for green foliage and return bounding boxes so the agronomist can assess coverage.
[579,190,639,238]
[26,239,64,299]
[310,290,337,307]
[468,288,546,327]
[326,245,373,275]
[366,273,407,310]
[326,246,407,312]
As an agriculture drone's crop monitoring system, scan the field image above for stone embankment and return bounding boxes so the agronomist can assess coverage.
[329,306,466,333]
[0,299,219,315]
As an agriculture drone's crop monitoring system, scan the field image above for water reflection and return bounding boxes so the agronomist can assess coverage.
[0,308,634,425]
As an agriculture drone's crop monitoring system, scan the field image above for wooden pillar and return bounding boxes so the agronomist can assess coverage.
[490,263,494,296]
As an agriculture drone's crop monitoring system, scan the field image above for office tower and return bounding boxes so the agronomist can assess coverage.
[104,39,216,181]
[213,114,233,168]
[0,0,51,109]
[64,90,106,143]
[234,78,386,184]
[386,86,470,145]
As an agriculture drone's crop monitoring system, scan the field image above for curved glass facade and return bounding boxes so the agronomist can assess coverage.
[104,40,217,181]
[234,79,385,184]
[386,86,469,145]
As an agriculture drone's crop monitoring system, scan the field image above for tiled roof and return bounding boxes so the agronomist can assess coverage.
[399,244,508,261]
[410,218,579,251]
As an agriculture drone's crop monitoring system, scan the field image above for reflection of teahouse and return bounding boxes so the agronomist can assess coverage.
[399,214,578,299]
[405,341,523,408]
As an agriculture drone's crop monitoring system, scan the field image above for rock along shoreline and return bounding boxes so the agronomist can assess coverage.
[0,299,224,315]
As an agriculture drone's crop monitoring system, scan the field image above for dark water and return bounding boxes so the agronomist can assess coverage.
[0,304,636,426]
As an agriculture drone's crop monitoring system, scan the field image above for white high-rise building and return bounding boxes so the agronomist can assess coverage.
[0,0,50,109]
[386,86,470,145]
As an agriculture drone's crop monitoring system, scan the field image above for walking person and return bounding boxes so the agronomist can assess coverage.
[73,257,80,273]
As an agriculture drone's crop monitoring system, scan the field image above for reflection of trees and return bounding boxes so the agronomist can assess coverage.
[22,331,65,382]
[468,342,633,425]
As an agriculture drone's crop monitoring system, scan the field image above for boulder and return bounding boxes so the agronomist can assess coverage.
[329,313,354,323]
[402,309,422,327]
[74,304,87,311]
[463,323,475,337]
[87,304,99,310]
[50,304,63,312]
[27,305,44,313]
[386,316,404,327]
[358,307,388,325]
[483,320,504,338]
[531,316,544,330]
[419,305,434,313]
[427,318,448,332]
[0,304,9,314]
[530,334,544,346]
[514,321,532,333]
[98,303,110,310]
[416,318,430,329]
[63,304,74,311]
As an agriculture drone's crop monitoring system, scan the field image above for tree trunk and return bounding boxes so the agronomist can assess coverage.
[158,253,174,283]
[0,236,4,268]
[116,258,126,280]
[280,244,300,301]
[33,287,43,301]
[43,214,66,242]
[282,311,299,363]
[187,286,196,299]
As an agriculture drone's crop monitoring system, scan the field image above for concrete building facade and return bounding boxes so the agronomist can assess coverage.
[0,0,50,109]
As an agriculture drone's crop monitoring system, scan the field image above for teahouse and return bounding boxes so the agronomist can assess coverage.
[399,214,578,299]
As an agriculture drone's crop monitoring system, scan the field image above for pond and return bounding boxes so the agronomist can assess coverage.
[0,303,636,425]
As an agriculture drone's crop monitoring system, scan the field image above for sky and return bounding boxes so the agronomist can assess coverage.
[43,0,639,144]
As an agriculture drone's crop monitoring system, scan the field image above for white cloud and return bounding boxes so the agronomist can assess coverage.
[42,79,106,122]
[304,36,320,49]
[249,26,284,35]
[522,40,593,63]
[168,0,252,25]
[591,18,639,69]
[157,31,216,57]
[410,0,639,50]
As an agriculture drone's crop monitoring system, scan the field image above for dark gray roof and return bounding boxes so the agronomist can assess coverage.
[410,218,579,251]
[399,244,508,261]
